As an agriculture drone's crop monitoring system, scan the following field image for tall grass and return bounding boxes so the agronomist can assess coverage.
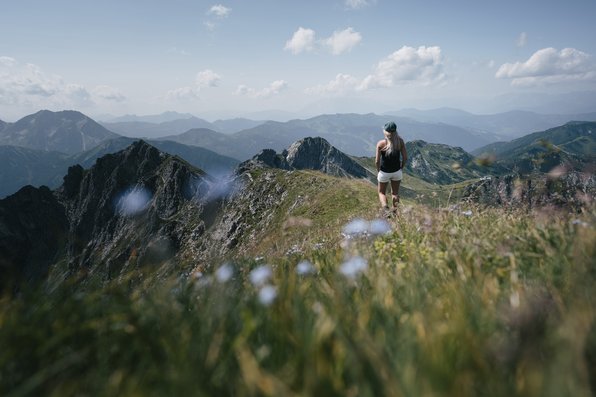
[1,204,594,396]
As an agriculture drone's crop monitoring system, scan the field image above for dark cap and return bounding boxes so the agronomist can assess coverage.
[383,121,397,133]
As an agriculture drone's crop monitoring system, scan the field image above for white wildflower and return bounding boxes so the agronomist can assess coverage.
[462,210,473,217]
[342,218,369,236]
[339,256,368,279]
[249,265,272,286]
[258,285,277,306]
[296,260,315,275]
[369,219,391,235]
[215,263,233,283]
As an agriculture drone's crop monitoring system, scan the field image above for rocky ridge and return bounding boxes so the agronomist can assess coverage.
[462,171,595,209]
[0,138,379,291]
[243,136,375,180]
[0,141,220,288]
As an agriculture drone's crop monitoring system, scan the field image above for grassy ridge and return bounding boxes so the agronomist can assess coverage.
[1,203,594,396]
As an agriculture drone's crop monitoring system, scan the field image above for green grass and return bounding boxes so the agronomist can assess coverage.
[1,201,594,396]
[213,168,380,259]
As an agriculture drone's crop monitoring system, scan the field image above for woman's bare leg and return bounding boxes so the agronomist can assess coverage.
[390,180,401,207]
[378,182,389,208]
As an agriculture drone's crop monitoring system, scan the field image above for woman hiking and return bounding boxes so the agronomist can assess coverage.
[375,121,407,211]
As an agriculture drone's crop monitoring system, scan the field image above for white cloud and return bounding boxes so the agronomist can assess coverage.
[208,4,231,18]
[495,47,596,86]
[196,69,221,87]
[345,0,374,9]
[234,84,250,96]
[285,27,363,56]
[235,80,288,98]
[324,27,362,55]
[305,45,446,95]
[0,59,60,100]
[204,4,231,31]
[165,86,199,101]
[284,27,316,54]
[92,85,126,102]
[0,56,123,109]
[64,84,93,107]
[165,69,221,101]
[305,73,359,95]
[359,45,445,89]
[516,32,528,48]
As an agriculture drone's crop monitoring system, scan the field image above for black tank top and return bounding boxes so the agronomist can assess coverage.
[380,144,401,173]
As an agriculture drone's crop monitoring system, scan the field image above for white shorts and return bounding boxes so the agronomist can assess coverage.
[377,169,403,183]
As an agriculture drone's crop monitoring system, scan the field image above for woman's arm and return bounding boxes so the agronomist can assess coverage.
[375,141,383,171]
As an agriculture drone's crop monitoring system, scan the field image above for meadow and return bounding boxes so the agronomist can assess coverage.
[1,201,594,396]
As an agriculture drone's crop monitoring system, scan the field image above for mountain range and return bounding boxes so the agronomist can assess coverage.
[101,117,265,138]
[473,121,596,174]
[1,116,595,291]
[158,113,499,160]
[388,108,596,138]
[0,137,238,198]
[2,109,595,198]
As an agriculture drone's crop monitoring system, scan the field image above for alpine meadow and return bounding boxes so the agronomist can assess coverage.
[1,1,596,396]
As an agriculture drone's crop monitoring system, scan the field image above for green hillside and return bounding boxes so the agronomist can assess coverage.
[473,122,596,173]
[2,199,593,397]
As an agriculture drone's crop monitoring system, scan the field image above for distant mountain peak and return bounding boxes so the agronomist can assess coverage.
[0,109,119,154]
[245,136,373,180]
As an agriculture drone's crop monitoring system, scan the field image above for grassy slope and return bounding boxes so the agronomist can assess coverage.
[473,122,596,160]
[223,168,380,259]
[1,202,594,397]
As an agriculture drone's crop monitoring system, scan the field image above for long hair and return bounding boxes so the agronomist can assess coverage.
[382,129,401,155]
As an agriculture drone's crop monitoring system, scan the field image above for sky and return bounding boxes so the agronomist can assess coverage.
[1,0,596,121]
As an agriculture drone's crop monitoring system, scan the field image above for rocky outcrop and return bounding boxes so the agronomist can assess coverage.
[462,171,595,209]
[405,140,501,184]
[0,185,68,289]
[0,141,218,290]
[244,137,374,180]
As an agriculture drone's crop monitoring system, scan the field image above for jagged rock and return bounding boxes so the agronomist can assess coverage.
[252,148,290,170]
[0,141,217,290]
[463,171,595,209]
[405,140,500,184]
[0,185,68,289]
[243,136,373,179]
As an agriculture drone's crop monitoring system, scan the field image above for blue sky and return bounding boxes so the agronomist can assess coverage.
[1,0,596,121]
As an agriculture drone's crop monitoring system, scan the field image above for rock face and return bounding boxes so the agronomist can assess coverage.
[0,185,68,288]
[405,140,501,184]
[0,141,218,289]
[462,171,595,209]
[246,137,374,179]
